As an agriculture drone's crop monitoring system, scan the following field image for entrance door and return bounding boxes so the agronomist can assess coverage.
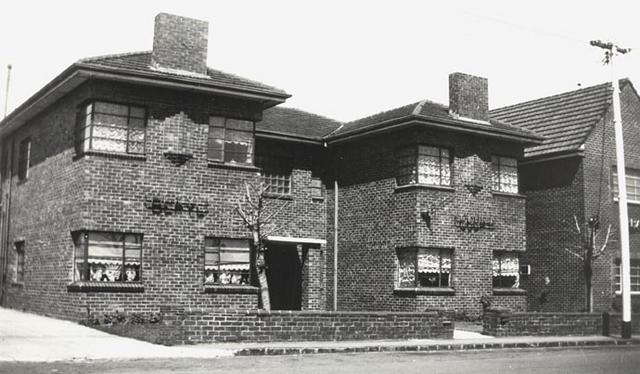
[265,243,302,310]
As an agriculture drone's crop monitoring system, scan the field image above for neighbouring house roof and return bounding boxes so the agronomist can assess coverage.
[489,81,628,159]
[257,106,342,142]
[324,99,542,145]
[0,51,289,137]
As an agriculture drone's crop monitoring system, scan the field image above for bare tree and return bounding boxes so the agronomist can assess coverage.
[563,215,611,312]
[235,182,289,311]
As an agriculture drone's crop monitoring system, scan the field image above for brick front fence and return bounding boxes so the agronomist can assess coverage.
[159,308,453,345]
[482,308,602,337]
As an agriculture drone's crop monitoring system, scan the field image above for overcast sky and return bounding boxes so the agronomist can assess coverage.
[1,0,639,122]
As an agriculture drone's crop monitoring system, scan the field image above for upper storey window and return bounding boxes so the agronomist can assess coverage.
[612,169,640,203]
[491,156,518,193]
[397,145,452,187]
[208,117,255,165]
[78,102,146,155]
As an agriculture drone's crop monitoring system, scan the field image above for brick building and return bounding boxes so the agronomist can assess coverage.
[0,13,541,328]
[492,80,640,313]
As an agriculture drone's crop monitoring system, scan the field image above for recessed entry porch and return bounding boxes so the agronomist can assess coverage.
[265,236,326,311]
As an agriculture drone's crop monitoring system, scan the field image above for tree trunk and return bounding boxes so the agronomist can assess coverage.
[584,254,593,313]
[252,230,270,311]
[257,265,271,311]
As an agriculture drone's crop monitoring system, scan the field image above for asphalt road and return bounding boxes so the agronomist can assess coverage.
[1,346,639,374]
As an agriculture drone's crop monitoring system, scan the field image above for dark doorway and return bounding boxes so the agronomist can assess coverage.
[265,243,302,310]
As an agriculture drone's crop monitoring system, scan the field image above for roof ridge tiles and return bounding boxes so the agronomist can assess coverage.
[490,82,612,115]
[78,51,152,63]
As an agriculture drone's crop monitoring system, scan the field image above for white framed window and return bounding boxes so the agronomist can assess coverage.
[397,145,452,187]
[612,169,640,203]
[77,101,146,155]
[614,259,640,294]
[204,238,250,285]
[492,251,520,288]
[73,232,142,283]
[491,156,518,193]
[396,247,452,288]
[208,117,254,165]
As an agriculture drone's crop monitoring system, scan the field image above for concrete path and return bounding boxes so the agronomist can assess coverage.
[0,308,233,362]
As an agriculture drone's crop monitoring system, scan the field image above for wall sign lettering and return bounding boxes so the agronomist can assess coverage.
[453,214,495,232]
[143,195,209,218]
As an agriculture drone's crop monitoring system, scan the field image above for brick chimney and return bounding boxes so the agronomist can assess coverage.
[448,72,489,122]
[151,13,209,75]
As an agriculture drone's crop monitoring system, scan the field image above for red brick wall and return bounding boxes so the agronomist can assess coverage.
[2,79,328,319]
[326,127,528,318]
[159,308,453,344]
[482,308,603,336]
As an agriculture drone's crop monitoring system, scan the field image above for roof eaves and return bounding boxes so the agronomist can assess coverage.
[75,61,291,102]
[326,113,544,145]
[256,129,323,145]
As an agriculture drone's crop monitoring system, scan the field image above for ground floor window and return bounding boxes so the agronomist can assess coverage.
[615,259,640,293]
[15,241,25,283]
[73,232,142,282]
[492,251,520,288]
[204,238,250,285]
[396,247,452,288]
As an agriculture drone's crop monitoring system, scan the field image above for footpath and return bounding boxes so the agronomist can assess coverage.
[0,307,638,362]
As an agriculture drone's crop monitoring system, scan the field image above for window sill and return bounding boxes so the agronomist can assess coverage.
[393,287,455,296]
[263,193,294,200]
[73,151,146,162]
[67,281,144,293]
[204,285,260,294]
[493,288,527,296]
[491,191,526,199]
[614,291,640,296]
[394,184,455,193]
[207,161,260,172]
[613,197,640,206]
[311,196,325,202]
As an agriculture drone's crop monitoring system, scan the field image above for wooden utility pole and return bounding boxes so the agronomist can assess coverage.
[590,39,632,339]
[3,64,11,118]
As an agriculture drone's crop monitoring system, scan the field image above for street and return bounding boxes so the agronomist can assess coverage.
[1,346,638,374]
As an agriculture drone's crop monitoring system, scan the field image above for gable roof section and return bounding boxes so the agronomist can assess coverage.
[326,100,542,144]
[257,106,342,142]
[490,82,616,159]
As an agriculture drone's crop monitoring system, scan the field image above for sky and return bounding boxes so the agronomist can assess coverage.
[1,0,639,122]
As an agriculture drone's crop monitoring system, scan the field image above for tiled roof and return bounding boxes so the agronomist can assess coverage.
[329,100,539,141]
[258,106,342,140]
[490,82,615,159]
[78,51,288,97]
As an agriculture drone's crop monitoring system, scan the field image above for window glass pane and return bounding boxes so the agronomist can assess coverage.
[129,118,146,129]
[209,116,226,128]
[129,106,146,119]
[396,249,415,288]
[205,238,250,285]
[94,102,128,116]
[207,127,225,160]
[224,141,252,164]
[493,252,519,288]
[93,114,128,127]
[418,145,440,157]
